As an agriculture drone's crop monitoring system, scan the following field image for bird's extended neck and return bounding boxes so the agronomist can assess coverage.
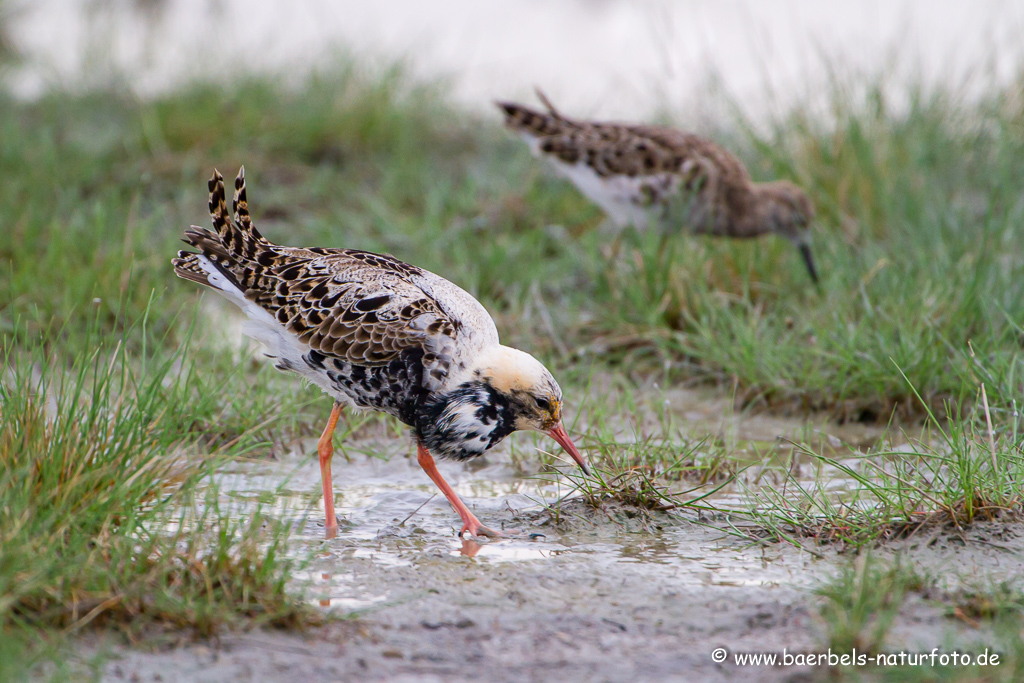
[415,380,517,461]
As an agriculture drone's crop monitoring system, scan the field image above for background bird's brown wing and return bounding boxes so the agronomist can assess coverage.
[626,125,752,185]
[505,112,703,180]
[498,98,750,182]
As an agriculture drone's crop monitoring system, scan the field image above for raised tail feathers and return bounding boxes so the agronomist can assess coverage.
[231,166,270,251]
[173,167,276,292]
[207,169,232,239]
[533,87,562,118]
[206,168,270,257]
[495,89,575,137]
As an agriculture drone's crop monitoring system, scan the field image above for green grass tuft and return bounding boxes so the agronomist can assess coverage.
[0,322,319,674]
[5,63,1024,417]
[818,553,928,655]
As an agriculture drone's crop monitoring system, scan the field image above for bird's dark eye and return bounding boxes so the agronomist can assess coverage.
[536,397,551,412]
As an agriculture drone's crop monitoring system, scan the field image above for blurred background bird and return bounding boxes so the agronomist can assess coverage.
[497,91,819,285]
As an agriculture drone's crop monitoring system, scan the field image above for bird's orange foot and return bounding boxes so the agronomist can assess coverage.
[458,520,522,539]
[459,520,501,538]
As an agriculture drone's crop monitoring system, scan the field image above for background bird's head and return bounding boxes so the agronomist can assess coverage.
[755,180,815,239]
[755,181,820,284]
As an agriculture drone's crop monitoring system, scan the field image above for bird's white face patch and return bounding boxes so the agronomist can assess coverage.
[476,346,548,395]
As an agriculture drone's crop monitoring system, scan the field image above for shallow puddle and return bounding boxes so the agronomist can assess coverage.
[174,379,973,631]
[203,433,844,614]
[114,408,1024,683]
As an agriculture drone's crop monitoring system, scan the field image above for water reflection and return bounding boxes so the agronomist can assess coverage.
[319,572,331,607]
[453,537,567,562]
[458,539,482,558]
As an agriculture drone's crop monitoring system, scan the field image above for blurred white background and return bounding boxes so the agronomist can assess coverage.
[6,0,1024,119]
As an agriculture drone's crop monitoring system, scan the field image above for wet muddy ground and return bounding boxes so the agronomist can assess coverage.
[79,388,1024,682]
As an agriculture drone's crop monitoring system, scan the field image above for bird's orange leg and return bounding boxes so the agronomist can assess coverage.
[416,443,500,538]
[318,401,344,539]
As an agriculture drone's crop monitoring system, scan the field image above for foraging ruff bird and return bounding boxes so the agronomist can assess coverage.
[173,168,588,539]
[497,92,819,284]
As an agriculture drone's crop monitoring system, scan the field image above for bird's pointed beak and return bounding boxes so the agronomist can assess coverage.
[546,422,590,476]
[797,242,821,288]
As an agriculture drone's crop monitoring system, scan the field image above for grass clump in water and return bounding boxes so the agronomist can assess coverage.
[734,371,1024,548]
[534,380,735,523]
[557,434,734,516]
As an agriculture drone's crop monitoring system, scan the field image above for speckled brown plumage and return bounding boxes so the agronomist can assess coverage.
[497,92,820,283]
[172,168,588,539]
[173,170,486,407]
